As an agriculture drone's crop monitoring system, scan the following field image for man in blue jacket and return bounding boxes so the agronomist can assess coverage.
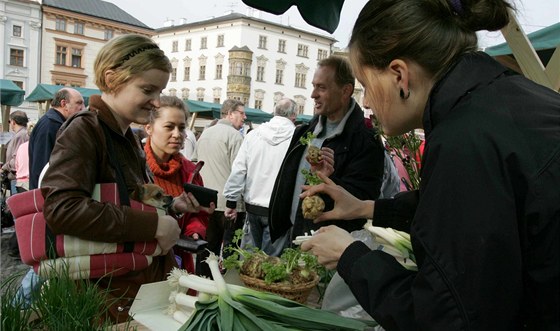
[29,88,84,189]
[269,56,385,245]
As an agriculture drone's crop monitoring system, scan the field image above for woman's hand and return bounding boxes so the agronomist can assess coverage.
[155,215,181,253]
[299,172,374,223]
[309,147,335,177]
[172,192,216,215]
[301,226,354,269]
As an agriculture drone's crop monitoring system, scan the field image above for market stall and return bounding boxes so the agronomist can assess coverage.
[0,79,25,163]
[25,84,101,117]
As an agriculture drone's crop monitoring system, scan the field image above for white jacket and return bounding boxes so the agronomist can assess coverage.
[224,116,295,208]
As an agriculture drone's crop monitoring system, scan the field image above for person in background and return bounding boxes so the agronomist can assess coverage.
[29,87,85,190]
[300,0,560,329]
[40,34,205,323]
[144,95,213,273]
[268,55,385,246]
[1,111,29,194]
[14,124,33,193]
[192,99,246,276]
[180,127,197,160]
[223,98,298,256]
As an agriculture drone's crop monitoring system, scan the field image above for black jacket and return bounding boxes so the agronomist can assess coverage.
[338,52,560,330]
[269,101,385,241]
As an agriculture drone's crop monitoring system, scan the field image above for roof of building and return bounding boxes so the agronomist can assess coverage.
[42,0,151,30]
[156,12,336,42]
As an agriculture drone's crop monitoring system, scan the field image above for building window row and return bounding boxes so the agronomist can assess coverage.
[55,43,83,68]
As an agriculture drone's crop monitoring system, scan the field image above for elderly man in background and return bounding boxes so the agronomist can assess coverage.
[224,98,297,256]
[29,87,85,189]
[192,99,246,276]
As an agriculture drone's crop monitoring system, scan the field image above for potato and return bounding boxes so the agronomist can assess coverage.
[302,195,325,219]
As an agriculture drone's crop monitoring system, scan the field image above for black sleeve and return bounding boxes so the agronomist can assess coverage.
[373,190,418,232]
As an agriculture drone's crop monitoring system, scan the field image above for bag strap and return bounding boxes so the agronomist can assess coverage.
[100,121,130,206]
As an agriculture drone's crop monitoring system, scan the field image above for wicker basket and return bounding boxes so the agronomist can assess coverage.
[239,273,320,304]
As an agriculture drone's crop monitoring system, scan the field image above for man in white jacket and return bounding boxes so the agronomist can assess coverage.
[224,98,297,256]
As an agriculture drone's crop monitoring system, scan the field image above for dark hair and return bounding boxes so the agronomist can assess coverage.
[349,0,512,81]
[149,95,189,123]
[9,110,29,126]
[51,88,70,107]
[318,56,355,93]
[221,99,244,116]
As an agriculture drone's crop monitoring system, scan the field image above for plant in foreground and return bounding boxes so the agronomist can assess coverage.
[364,219,417,271]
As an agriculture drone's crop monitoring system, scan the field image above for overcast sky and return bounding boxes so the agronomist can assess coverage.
[105,0,559,48]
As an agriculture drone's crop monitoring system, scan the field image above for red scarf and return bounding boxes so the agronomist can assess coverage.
[144,137,183,197]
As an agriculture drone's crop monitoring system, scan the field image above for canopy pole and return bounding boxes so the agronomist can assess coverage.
[501,8,553,90]
[189,113,198,131]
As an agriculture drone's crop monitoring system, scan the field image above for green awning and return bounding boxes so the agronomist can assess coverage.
[184,99,273,124]
[485,22,560,56]
[241,0,345,33]
[0,79,25,106]
[25,84,100,106]
[296,114,313,123]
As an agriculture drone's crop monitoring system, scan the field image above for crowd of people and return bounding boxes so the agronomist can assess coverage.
[2,0,558,328]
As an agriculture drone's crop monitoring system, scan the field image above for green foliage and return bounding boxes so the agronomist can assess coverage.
[1,272,34,331]
[298,132,316,146]
[301,168,323,186]
[1,262,135,330]
[224,230,324,285]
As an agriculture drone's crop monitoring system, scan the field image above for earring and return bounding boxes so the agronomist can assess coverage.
[399,88,410,100]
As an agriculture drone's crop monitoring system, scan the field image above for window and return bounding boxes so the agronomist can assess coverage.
[317,49,328,60]
[10,49,24,67]
[56,18,66,31]
[13,81,23,89]
[215,64,223,79]
[278,39,286,53]
[184,67,190,81]
[256,66,265,81]
[258,35,267,49]
[104,29,113,40]
[298,104,305,113]
[56,46,67,65]
[171,68,177,81]
[199,65,206,80]
[172,41,178,52]
[254,99,262,109]
[297,44,308,57]
[275,69,283,84]
[295,73,306,88]
[217,35,224,47]
[214,98,221,104]
[71,48,82,68]
[185,39,191,51]
[13,25,22,37]
[74,22,84,35]
[200,37,207,49]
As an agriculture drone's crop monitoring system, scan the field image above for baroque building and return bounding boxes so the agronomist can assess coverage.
[154,13,336,116]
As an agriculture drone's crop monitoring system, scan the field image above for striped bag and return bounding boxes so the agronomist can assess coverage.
[6,183,165,279]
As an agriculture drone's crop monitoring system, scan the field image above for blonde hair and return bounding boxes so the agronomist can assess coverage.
[94,34,172,93]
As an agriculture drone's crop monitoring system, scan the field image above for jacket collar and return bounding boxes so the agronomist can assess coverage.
[88,95,129,137]
[423,52,508,137]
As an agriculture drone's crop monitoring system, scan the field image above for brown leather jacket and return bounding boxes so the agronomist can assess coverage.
[41,95,176,322]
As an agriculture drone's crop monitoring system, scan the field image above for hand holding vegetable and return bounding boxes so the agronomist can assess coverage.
[310,147,335,178]
[300,172,375,222]
[300,225,354,270]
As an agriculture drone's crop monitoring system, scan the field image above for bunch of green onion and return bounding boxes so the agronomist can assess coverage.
[364,219,417,271]
[166,252,375,330]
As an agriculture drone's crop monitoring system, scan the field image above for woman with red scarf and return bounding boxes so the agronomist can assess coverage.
[144,95,212,274]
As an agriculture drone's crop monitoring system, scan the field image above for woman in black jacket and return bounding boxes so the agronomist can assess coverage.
[301,0,560,329]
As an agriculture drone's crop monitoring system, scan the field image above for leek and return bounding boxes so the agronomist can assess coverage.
[364,220,417,271]
[167,253,375,330]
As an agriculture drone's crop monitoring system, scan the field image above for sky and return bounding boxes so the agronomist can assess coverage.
[105,0,559,49]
